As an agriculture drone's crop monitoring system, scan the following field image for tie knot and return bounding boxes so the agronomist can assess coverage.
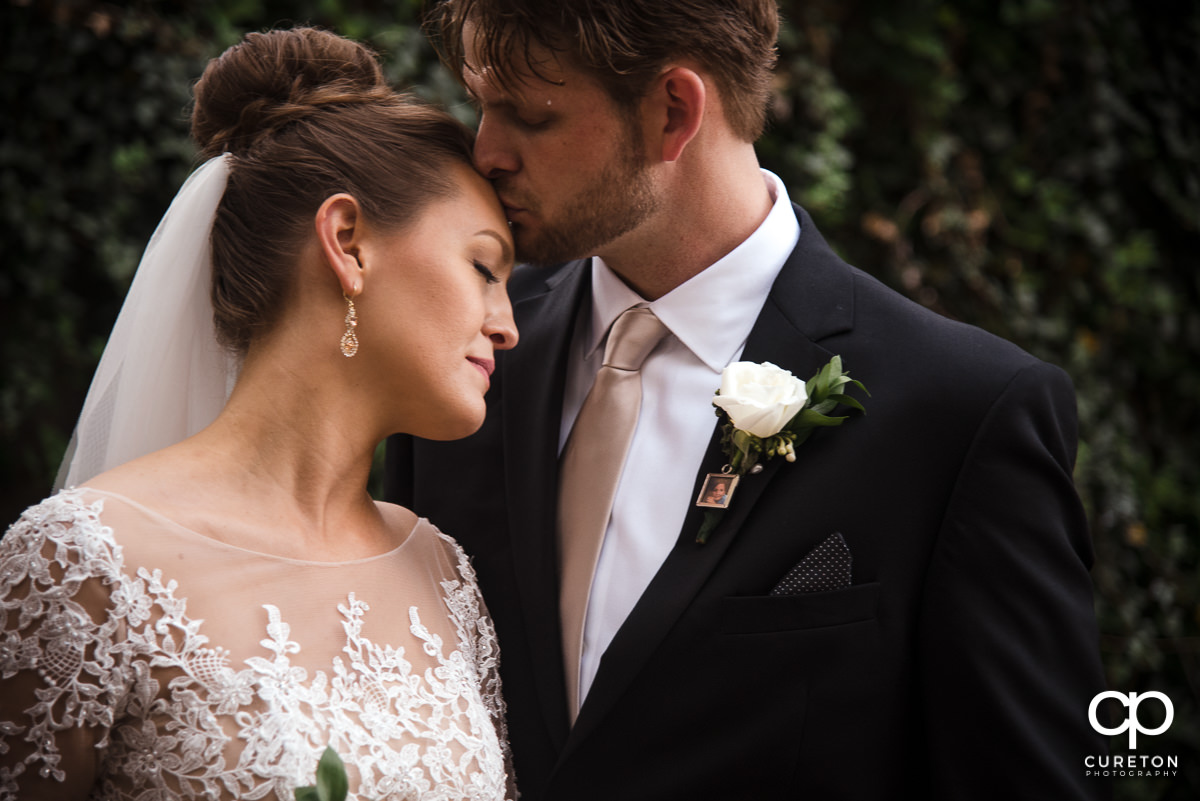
[602,307,669,371]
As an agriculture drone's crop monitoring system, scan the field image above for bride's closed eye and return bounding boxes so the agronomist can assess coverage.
[474,261,500,284]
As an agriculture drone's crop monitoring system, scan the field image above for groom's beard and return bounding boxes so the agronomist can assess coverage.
[504,129,659,267]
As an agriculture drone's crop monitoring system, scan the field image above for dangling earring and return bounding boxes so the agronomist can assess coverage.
[340,293,359,357]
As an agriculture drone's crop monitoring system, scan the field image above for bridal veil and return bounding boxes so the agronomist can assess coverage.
[56,155,237,488]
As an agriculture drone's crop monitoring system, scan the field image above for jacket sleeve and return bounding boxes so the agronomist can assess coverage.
[919,360,1110,800]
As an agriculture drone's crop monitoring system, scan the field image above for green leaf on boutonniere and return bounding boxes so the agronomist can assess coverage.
[697,355,869,544]
[828,393,866,413]
[793,408,845,427]
[295,747,349,801]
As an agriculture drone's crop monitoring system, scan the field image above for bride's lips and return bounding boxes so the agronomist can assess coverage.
[467,357,495,384]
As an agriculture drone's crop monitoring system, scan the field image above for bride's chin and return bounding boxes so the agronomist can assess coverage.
[403,406,486,443]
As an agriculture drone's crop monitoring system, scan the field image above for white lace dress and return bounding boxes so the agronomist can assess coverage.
[0,488,514,801]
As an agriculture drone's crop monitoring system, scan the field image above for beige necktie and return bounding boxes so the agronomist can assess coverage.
[559,306,670,721]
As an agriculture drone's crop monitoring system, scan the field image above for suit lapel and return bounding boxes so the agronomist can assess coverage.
[500,260,590,750]
[562,204,857,752]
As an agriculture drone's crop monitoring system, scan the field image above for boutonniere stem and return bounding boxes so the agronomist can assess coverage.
[695,356,868,544]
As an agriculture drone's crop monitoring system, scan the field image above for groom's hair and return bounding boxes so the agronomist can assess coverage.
[191,27,475,355]
[427,0,780,142]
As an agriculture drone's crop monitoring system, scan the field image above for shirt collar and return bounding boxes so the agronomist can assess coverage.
[586,169,801,371]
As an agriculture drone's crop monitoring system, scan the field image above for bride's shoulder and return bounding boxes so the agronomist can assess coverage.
[373,500,472,561]
[5,450,193,558]
[81,449,176,502]
[77,449,217,526]
[372,499,416,528]
[2,487,122,570]
[8,486,108,528]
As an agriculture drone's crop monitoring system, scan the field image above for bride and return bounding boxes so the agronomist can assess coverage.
[0,27,517,800]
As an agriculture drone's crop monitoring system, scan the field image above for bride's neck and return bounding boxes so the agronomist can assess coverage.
[82,326,410,561]
[203,343,381,509]
[132,330,399,561]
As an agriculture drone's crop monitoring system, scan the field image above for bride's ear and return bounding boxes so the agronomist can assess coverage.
[315,193,365,297]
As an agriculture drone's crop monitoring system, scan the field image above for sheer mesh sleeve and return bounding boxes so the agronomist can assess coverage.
[0,491,134,801]
[436,532,518,800]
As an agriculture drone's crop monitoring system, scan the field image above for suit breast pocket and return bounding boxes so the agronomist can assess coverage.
[718,581,880,635]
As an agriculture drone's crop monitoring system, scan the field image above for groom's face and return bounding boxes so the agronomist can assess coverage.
[463,37,659,265]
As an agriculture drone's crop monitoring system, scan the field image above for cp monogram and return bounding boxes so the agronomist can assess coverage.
[1088,691,1174,749]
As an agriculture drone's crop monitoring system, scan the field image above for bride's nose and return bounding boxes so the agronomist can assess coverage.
[484,297,518,351]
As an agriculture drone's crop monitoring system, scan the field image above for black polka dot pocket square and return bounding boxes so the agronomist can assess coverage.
[769,532,853,595]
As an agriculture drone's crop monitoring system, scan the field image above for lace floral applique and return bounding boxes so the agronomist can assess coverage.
[0,490,512,800]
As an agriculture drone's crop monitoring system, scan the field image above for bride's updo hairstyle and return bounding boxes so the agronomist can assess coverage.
[191,27,475,354]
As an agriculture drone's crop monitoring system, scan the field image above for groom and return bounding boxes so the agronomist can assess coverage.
[388,1,1110,798]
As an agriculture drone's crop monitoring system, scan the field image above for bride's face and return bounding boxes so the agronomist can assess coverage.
[361,163,517,440]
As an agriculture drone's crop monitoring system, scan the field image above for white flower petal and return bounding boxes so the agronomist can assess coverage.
[713,361,807,437]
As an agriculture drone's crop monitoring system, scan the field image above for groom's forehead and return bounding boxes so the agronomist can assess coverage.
[461,18,581,97]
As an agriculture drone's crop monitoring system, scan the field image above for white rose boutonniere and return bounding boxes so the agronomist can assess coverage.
[695,355,868,543]
[713,361,809,440]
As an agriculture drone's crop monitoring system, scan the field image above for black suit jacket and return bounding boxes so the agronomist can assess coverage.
[386,205,1109,800]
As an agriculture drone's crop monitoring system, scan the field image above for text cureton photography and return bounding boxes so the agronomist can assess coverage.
[1085,754,1180,779]
[1085,690,1184,781]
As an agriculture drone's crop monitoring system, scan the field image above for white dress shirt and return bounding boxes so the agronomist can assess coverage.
[559,170,801,711]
